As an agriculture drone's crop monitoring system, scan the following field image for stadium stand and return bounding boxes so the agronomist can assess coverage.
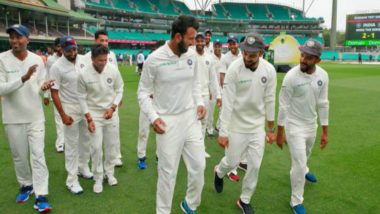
[0,0,326,62]
[149,0,177,16]
[246,4,268,20]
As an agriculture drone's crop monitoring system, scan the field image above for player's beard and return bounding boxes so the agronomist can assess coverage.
[300,63,315,73]
[177,39,188,55]
[65,53,77,62]
[244,58,259,72]
[196,44,204,54]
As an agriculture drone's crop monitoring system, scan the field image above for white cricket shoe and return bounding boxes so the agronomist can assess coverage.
[107,175,118,186]
[66,182,83,195]
[78,168,93,179]
[93,180,103,194]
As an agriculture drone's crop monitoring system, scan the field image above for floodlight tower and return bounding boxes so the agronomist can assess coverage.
[330,0,337,50]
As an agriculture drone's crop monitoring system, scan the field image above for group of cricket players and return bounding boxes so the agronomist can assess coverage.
[0,15,329,214]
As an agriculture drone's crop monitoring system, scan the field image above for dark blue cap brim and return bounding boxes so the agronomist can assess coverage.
[6,27,29,37]
[64,45,78,52]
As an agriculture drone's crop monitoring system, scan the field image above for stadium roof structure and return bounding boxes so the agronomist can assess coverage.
[0,0,97,22]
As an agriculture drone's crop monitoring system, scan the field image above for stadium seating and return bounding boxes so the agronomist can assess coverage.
[150,0,178,16]
[267,4,291,20]
[246,4,269,20]
[112,0,137,12]
[85,0,113,9]
[222,3,250,19]
[132,0,156,14]
[172,0,192,15]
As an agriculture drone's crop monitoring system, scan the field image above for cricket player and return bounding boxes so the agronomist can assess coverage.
[219,35,241,87]
[46,37,65,153]
[204,29,214,55]
[213,33,277,214]
[136,50,145,75]
[0,24,53,213]
[50,36,92,194]
[136,40,166,170]
[84,29,123,167]
[276,39,329,214]
[206,39,223,136]
[218,35,243,182]
[137,15,206,214]
[194,32,221,158]
[78,45,124,193]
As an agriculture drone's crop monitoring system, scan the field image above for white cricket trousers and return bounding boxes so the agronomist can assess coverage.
[206,95,216,135]
[156,109,206,214]
[137,110,151,159]
[62,103,90,186]
[53,105,64,148]
[200,95,210,139]
[5,121,49,196]
[89,117,118,182]
[114,112,122,160]
[216,131,266,204]
[285,127,316,207]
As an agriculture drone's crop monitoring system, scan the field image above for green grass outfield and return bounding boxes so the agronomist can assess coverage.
[1,62,379,213]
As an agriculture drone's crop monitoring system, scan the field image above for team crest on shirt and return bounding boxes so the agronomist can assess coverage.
[261,76,267,84]
[187,59,193,66]
[317,80,323,86]
[107,78,113,84]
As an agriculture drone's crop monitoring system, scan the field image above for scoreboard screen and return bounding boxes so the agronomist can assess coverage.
[345,13,380,46]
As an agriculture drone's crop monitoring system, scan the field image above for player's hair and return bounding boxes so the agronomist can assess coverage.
[91,45,109,58]
[54,37,61,46]
[94,29,108,40]
[171,15,199,39]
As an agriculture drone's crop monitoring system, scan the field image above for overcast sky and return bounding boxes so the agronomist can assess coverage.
[184,0,380,32]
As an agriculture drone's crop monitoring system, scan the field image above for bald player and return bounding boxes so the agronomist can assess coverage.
[276,39,329,214]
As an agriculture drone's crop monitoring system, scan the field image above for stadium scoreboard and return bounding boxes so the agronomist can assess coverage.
[345,13,380,46]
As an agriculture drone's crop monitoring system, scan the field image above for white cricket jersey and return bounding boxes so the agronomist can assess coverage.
[50,55,86,105]
[78,63,124,119]
[137,53,145,64]
[0,50,46,124]
[219,58,277,137]
[204,42,214,56]
[137,43,203,123]
[210,53,223,87]
[219,50,242,74]
[84,50,118,69]
[277,65,329,129]
[195,52,221,98]
[46,53,60,74]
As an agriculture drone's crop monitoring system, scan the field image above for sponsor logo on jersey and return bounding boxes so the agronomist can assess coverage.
[239,79,252,84]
